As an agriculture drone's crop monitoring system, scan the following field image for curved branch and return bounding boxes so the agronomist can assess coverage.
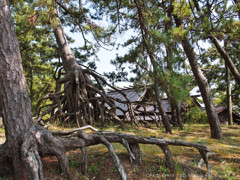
[94,135,128,180]
[52,125,99,136]
[209,35,240,86]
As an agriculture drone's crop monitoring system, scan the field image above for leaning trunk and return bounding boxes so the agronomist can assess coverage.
[134,0,172,133]
[173,15,222,139]
[49,2,93,126]
[192,0,240,86]
[0,0,43,178]
[226,63,233,125]
[51,14,80,72]
[154,79,172,134]
[209,35,240,86]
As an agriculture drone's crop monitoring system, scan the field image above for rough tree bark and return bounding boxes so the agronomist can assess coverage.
[173,8,222,139]
[0,0,43,178]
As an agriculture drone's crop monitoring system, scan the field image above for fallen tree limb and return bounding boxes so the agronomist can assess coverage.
[0,125,212,179]
[52,125,99,136]
[24,125,211,179]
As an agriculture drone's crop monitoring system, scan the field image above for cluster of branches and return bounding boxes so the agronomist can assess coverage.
[33,69,135,128]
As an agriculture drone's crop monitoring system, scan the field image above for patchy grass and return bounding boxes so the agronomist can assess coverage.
[0,124,239,179]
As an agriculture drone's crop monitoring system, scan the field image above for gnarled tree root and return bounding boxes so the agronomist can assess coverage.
[36,126,211,179]
[0,126,211,179]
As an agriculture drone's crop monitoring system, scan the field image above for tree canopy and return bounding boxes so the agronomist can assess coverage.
[10,0,240,116]
[5,0,239,137]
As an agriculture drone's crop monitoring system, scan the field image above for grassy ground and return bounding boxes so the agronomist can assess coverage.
[0,124,239,179]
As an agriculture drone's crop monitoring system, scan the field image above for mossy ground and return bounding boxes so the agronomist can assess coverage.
[0,123,239,179]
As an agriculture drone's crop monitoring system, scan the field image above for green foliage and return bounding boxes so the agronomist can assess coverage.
[184,107,208,124]
[161,71,193,103]
[9,0,240,121]
[103,71,128,86]
[11,1,57,111]
[171,26,189,41]
[88,162,101,173]
[69,158,81,168]
[172,0,192,19]
[158,165,169,174]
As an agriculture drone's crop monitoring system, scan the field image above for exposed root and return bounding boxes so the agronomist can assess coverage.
[120,138,136,164]
[198,150,215,177]
[159,145,175,176]
[94,135,128,180]
[21,133,43,179]
[34,68,136,128]
[80,146,87,175]
[33,66,183,130]
[128,143,142,166]
[22,125,212,179]
[52,125,99,135]
[0,124,213,179]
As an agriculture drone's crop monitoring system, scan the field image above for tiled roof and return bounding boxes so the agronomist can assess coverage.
[215,106,239,117]
[107,87,147,116]
[136,100,172,114]
[215,106,227,114]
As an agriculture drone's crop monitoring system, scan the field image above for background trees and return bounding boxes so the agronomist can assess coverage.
[7,0,240,136]
[102,0,238,138]
[12,0,58,111]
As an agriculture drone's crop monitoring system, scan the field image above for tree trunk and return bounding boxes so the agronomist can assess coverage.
[0,0,43,178]
[134,0,172,133]
[224,40,233,125]
[173,15,222,139]
[51,15,80,72]
[163,4,184,130]
[209,35,240,86]
[175,102,184,129]
[51,6,86,126]
[154,80,172,134]
[171,103,177,123]
[226,63,233,125]
[192,0,240,86]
